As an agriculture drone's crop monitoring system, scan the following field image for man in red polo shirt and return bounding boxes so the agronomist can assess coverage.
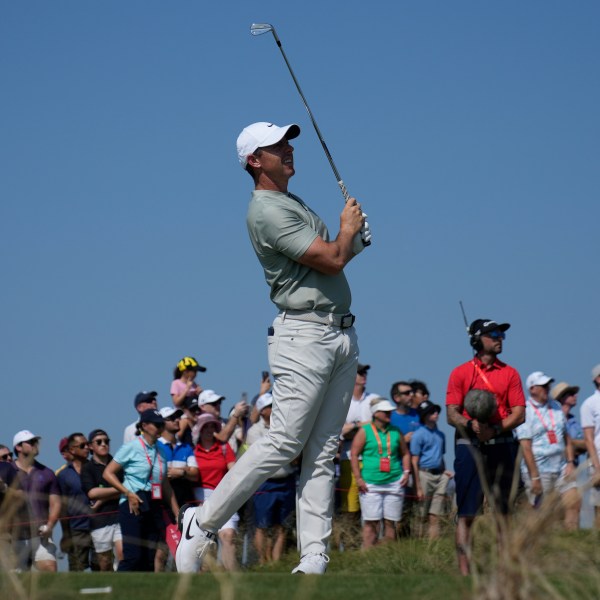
[446,318,525,575]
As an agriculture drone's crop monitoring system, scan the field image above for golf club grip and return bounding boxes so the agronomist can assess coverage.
[338,180,371,247]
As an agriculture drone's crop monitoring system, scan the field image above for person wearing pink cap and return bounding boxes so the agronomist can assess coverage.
[192,414,238,571]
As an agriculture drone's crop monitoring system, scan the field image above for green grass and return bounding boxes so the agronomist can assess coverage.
[3,523,600,600]
[0,571,472,600]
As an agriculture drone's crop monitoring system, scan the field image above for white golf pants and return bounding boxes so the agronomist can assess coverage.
[196,313,358,555]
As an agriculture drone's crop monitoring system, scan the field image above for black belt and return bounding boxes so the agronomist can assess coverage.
[456,436,516,446]
[420,467,444,475]
[282,309,356,329]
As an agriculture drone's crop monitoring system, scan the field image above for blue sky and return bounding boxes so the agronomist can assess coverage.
[1,1,599,473]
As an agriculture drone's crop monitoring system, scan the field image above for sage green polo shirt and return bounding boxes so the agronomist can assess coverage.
[246,190,351,313]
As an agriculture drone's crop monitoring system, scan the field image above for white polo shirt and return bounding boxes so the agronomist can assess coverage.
[581,389,600,457]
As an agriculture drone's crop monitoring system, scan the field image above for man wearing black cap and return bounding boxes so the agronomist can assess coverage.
[123,391,158,444]
[446,318,526,575]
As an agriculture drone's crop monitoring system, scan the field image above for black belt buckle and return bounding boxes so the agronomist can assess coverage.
[340,313,355,329]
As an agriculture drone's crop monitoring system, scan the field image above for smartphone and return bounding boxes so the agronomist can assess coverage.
[262,371,269,382]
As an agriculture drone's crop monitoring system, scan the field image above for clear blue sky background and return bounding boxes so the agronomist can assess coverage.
[2,2,599,475]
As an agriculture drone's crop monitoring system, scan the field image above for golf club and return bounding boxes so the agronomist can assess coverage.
[250,23,371,246]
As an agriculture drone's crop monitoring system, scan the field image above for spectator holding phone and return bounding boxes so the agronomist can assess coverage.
[170,356,205,409]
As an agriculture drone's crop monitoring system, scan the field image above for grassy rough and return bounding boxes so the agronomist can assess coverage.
[3,514,600,599]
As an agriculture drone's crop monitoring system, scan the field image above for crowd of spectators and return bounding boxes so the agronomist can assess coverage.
[1,354,600,574]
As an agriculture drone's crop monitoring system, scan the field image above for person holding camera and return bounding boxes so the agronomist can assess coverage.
[445,318,525,575]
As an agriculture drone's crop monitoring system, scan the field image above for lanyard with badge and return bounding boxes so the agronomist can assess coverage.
[370,424,391,472]
[139,437,163,499]
[529,401,558,444]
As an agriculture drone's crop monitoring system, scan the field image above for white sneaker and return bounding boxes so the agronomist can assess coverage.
[175,504,217,573]
[291,553,330,574]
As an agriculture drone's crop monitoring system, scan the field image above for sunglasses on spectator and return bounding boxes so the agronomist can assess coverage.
[92,438,110,446]
[0,452,12,461]
[397,390,414,396]
[24,439,39,446]
[71,443,89,450]
[484,330,506,340]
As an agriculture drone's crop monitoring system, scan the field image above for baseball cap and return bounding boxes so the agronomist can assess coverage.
[199,390,225,406]
[159,407,183,420]
[58,437,69,453]
[237,122,300,168]
[256,392,273,413]
[369,398,396,415]
[592,364,600,380]
[417,400,442,422]
[88,429,108,443]
[183,397,200,411]
[177,356,206,373]
[137,409,165,426]
[469,319,511,337]
[551,382,580,402]
[13,430,40,447]
[526,371,554,389]
[357,363,371,375]
[195,413,222,434]
[134,391,158,408]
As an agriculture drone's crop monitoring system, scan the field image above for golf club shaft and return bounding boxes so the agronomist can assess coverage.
[268,29,349,201]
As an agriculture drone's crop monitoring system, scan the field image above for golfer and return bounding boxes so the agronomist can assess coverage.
[175,121,370,574]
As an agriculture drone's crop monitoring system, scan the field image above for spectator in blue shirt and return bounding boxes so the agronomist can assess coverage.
[410,400,450,539]
[157,407,198,507]
[389,381,420,442]
[389,381,420,538]
[103,410,179,572]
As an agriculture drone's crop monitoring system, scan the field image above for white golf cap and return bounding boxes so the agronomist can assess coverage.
[526,371,554,389]
[236,122,300,168]
[256,392,273,413]
[592,364,600,380]
[159,406,183,420]
[198,389,225,406]
[13,430,40,447]
[370,399,396,415]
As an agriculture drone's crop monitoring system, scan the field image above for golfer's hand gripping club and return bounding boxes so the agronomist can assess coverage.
[339,180,371,249]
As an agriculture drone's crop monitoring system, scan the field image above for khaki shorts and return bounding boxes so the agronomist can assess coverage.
[417,470,450,517]
[339,460,360,513]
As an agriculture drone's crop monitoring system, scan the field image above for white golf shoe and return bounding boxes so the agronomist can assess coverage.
[175,504,217,573]
[291,552,330,574]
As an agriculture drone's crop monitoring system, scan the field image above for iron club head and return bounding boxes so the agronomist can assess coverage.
[250,23,274,36]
